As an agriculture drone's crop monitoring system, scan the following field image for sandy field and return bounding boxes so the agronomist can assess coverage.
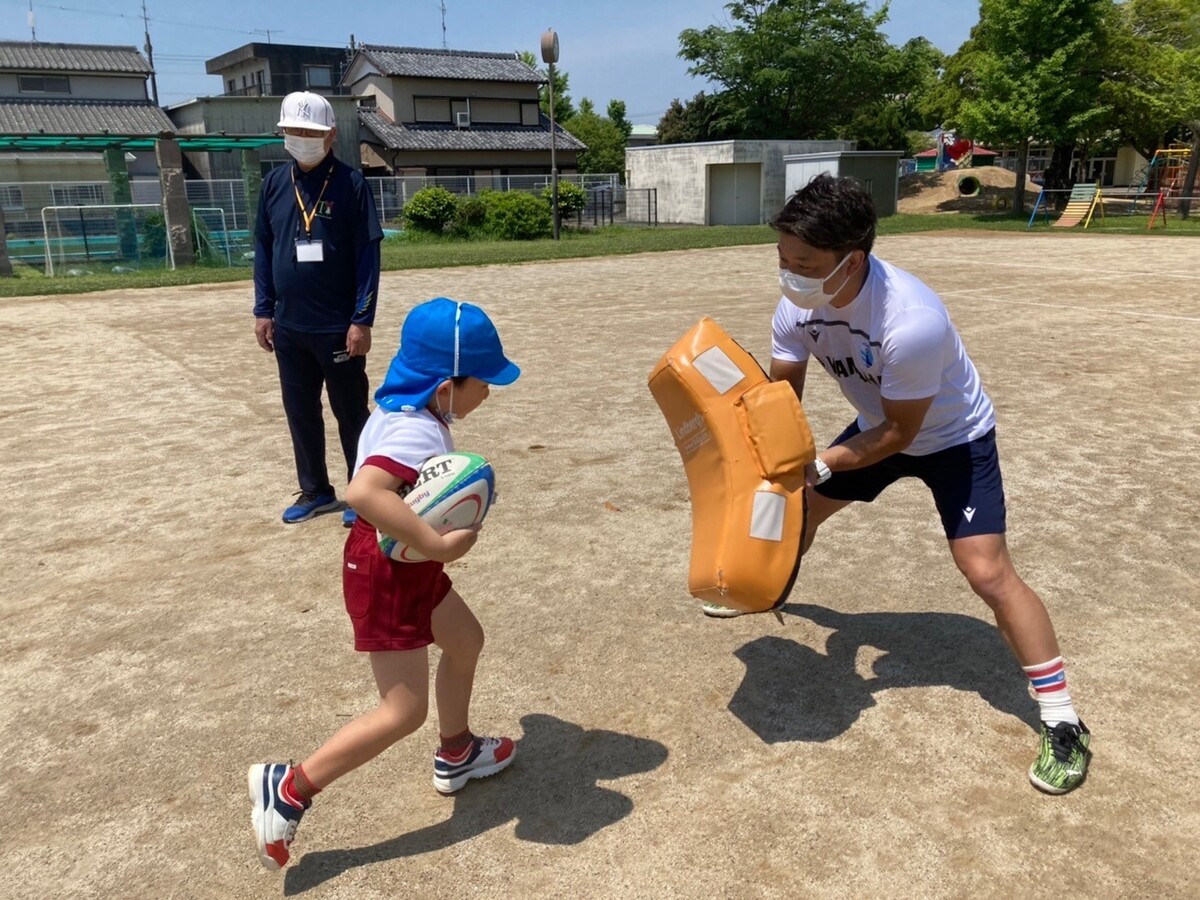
[1,233,1197,899]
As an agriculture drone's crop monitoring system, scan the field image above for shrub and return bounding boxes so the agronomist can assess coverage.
[402,186,459,234]
[452,195,488,236]
[542,181,587,219]
[480,190,553,240]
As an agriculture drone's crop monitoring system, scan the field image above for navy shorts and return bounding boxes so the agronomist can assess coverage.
[816,422,1007,539]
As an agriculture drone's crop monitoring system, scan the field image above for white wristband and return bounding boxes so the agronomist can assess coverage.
[813,457,832,485]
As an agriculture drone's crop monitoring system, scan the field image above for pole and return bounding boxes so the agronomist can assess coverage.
[549,62,559,240]
[142,1,159,105]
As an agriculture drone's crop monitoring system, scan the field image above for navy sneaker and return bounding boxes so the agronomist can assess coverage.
[281,491,339,524]
[248,763,309,870]
[433,735,515,794]
[342,506,358,528]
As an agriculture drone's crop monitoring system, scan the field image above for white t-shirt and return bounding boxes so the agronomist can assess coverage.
[771,255,995,456]
[354,407,454,482]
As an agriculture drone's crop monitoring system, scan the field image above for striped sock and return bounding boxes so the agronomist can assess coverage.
[1022,656,1079,727]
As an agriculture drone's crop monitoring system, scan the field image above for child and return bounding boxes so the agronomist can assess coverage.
[249,297,521,870]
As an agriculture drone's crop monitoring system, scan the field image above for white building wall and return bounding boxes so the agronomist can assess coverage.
[626,140,855,225]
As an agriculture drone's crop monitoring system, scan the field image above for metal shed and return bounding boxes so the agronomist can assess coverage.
[783,150,904,217]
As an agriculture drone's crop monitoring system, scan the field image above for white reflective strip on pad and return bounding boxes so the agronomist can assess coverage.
[693,346,747,395]
[749,490,786,542]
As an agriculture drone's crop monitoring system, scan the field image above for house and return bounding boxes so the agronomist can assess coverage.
[0,41,174,191]
[342,45,584,178]
[204,42,353,98]
[627,124,658,148]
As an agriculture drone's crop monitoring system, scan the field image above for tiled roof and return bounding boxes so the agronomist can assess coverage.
[0,99,175,135]
[0,41,151,74]
[357,46,543,83]
[359,109,585,152]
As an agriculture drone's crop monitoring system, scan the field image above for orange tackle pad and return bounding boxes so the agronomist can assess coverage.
[648,317,816,613]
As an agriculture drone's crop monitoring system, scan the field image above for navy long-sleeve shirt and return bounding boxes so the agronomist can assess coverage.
[253,154,383,332]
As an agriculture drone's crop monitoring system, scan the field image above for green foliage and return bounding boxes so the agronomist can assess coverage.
[451,195,487,237]
[564,101,630,176]
[479,190,553,240]
[402,186,459,234]
[657,92,731,144]
[677,0,895,139]
[517,50,574,122]
[607,100,633,139]
[542,180,587,219]
[140,213,167,261]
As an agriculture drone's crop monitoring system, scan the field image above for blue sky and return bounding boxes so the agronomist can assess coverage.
[1,0,978,123]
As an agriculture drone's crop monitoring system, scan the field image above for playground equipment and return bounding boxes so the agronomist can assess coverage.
[1027,182,1101,228]
[1133,143,1192,197]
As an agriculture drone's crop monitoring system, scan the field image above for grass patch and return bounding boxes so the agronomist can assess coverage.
[2,213,1196,299]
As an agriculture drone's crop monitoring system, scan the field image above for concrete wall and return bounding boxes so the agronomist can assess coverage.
[625,140,855,225]
[784,151,903,217]
[0,72,147,101]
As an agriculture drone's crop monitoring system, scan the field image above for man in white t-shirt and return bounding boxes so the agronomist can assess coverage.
[708,174,1091,795]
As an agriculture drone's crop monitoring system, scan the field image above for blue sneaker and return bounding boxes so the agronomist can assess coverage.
[248,763,309,870]
[281,491,339,524]
[342,506,357,528]
[433,735,515,794]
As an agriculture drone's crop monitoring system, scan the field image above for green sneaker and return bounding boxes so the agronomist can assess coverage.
[1029,720,1091,794]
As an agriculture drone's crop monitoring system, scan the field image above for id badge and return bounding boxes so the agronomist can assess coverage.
[296,239,324,263]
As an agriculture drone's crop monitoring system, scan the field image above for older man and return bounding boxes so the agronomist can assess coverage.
[253,91,383,526]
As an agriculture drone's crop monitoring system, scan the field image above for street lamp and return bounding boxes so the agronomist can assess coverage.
[541,28,560,240]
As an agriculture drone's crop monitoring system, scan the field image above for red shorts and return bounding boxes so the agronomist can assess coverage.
[342,518,452,651]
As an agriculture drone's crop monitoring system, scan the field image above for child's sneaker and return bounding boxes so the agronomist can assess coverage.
[702,601,746,618]
[248,763,309,870]
[433,735,515,794]
[1029,720,1091,794]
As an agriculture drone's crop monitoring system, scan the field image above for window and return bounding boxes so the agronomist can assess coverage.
[414,98,451,122]
[227,78,236,94]
[305,65,332,88]
[18,74,70,94]
[0,186,22,211]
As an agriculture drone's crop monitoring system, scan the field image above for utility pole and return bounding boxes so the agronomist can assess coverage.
[541,29,560,240]
[440,1,448,50]
[27,1,35,41]
[141,0,159,104]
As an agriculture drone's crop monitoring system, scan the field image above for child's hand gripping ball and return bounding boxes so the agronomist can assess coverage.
[378,452,495,563]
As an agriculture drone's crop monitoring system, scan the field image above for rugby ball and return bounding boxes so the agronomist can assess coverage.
[378,452,495,563]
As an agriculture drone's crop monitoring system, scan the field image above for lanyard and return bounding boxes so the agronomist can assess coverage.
[291,163,333,238]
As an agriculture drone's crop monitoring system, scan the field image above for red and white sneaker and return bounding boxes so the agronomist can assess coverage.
[432,735,515,794]
[247,763,309,870]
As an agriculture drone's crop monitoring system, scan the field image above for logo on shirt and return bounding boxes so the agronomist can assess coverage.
[820,355,881,386]
[808,326,821,341]
[859,343,875,369]
[316,200,334,218]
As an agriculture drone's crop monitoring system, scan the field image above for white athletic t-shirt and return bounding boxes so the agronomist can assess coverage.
[354,407,454,481]
[771,255,995,456]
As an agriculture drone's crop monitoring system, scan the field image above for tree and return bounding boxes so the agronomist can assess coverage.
[518,50,574,122]
[563,98,628,176]
[656,92,731,144]
[677,0,896,139]
[957,0,1111,214]
[844,36,945,151]
[607,100,633,139]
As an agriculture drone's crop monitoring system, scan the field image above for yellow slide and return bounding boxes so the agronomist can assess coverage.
[648,317,815,613]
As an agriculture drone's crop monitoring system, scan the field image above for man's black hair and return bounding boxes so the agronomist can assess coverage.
[770,173,877,256]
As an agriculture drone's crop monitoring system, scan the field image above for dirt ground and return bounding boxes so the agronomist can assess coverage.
[1,233,1197,899]
[899,167,1042,214]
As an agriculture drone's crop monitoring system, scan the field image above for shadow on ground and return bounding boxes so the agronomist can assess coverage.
[284,713,668,894]
[729,603,1040,744]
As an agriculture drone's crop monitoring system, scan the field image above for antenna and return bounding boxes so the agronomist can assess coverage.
[254,29,283,44]
[27,0,35,41]
[141,0,159,105]
[440,1,448,50]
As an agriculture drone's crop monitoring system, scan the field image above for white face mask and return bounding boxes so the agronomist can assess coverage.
[284,134,327,166]
[779,253,855,309]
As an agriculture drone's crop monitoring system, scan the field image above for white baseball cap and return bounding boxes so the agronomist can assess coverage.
[277,91,335,131]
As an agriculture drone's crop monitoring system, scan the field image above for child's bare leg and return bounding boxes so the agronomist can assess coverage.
[299,649,430,789]
[430,589,484,737]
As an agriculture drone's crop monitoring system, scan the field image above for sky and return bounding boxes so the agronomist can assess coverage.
[0,0,979,123]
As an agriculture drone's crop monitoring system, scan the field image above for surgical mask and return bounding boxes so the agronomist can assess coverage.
[284,134,327,166]
[779,253,855,309]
